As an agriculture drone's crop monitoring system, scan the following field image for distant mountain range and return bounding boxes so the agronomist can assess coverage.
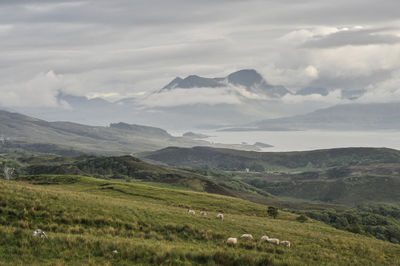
[4,69,397,131]
[160,69,291,98]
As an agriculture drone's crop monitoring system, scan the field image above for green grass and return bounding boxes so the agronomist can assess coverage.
[0,175,399,265]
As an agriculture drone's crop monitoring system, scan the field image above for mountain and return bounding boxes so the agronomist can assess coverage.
[0,110,210,154]
[220,102,400,131]
[161,75,224,90]
[159,69,291,98]
[251,102,400,131]
[227,69,290,97]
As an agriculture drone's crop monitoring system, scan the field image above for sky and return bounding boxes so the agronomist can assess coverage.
[1,0,400,108]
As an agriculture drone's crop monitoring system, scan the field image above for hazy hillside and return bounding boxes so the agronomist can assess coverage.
[245,102,400,131]
[1,175,399,265]
[0,110,264,155]
[0,110,212,154]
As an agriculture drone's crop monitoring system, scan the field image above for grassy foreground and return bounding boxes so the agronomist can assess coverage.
[0,175,399,265]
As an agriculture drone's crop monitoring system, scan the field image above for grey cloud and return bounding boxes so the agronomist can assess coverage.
[1,0,400,110]
[303,28,400,48]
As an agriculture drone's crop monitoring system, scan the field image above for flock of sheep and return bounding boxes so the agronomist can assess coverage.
[227,234,290,247]
[187,209,291,248]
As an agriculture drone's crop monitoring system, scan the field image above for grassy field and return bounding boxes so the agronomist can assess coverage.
[0,175,399,265]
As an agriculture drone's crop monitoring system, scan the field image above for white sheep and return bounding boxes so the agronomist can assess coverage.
[240,234,254,240]
[32,229,47,238]
[280,240,291,248]
[226,237,237,245]
[216,213,224,220]
[260,235,269,241]
[200,211,207,216]
[188,209,195,215]
[267,238,280,245]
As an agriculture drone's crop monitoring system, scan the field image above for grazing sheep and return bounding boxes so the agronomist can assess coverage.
[267,238,280,245]
[226,237,237,245]
[280,241,291,248]
[240,234,254,240]
[200,211,207,216]
[260,235,269,241]
[216,213,224,220]
[188,209,195,215]
[112,250,118,254]
[32,229,47,238]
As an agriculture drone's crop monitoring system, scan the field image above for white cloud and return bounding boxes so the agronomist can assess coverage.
[0,71,69,108]
[357,72,400,103]
[140,87,241,107]
[304,65,319,78]
[281,89,344,104]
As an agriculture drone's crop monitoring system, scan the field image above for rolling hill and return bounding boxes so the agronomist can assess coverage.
[0,175,399,265]
[0,110,264,155]
[141,146,400,171]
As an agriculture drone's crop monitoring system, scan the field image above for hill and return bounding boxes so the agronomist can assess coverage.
[141,146,400,171]
[0,110,262,155]
[242,102,400,131]
[0,175,399,265]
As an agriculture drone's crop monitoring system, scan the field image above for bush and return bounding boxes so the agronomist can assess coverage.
[296,215,308,223]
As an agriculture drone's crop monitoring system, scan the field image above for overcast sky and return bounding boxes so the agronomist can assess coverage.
[1,0,400,107]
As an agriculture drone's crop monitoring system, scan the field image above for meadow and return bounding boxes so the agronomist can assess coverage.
[0,175,399,265]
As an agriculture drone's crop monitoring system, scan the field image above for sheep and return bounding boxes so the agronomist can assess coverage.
[188,209,195,215]
[216,213,224,220]
[260,235,269,241]
[32,229,47,238]
[240,234,254,240]
[280,241,291,248]
[200,211,207,217]
[267,238,280,245]
[226,237,237,245]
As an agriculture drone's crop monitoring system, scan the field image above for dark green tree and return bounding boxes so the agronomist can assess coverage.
[267,206,278,219]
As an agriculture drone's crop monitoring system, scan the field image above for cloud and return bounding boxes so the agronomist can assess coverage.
[357,71,400,103]
[1,0,400,114]
[304,65,319,79]
[139,87,241,107]
[302,28,400,48]
[0,71,69,108]
[281,89,345,104]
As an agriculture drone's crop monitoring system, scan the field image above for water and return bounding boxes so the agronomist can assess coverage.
[171,130,400,152]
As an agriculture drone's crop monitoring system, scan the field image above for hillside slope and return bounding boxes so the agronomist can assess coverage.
[0,175,399,265]
[0,110,208,154]
[141,146,400,171]
[248,102,400,131]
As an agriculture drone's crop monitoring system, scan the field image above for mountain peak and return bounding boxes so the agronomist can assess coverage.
[227,69,263,87]
[159,69,289,98]
[161,77,183,90]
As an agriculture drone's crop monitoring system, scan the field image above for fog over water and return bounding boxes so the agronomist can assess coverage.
[171,130,400,152]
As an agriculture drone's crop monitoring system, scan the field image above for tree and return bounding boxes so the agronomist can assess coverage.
[268,206,278,219]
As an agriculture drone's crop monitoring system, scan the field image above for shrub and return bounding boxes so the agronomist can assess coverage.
[296,215,308,223]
